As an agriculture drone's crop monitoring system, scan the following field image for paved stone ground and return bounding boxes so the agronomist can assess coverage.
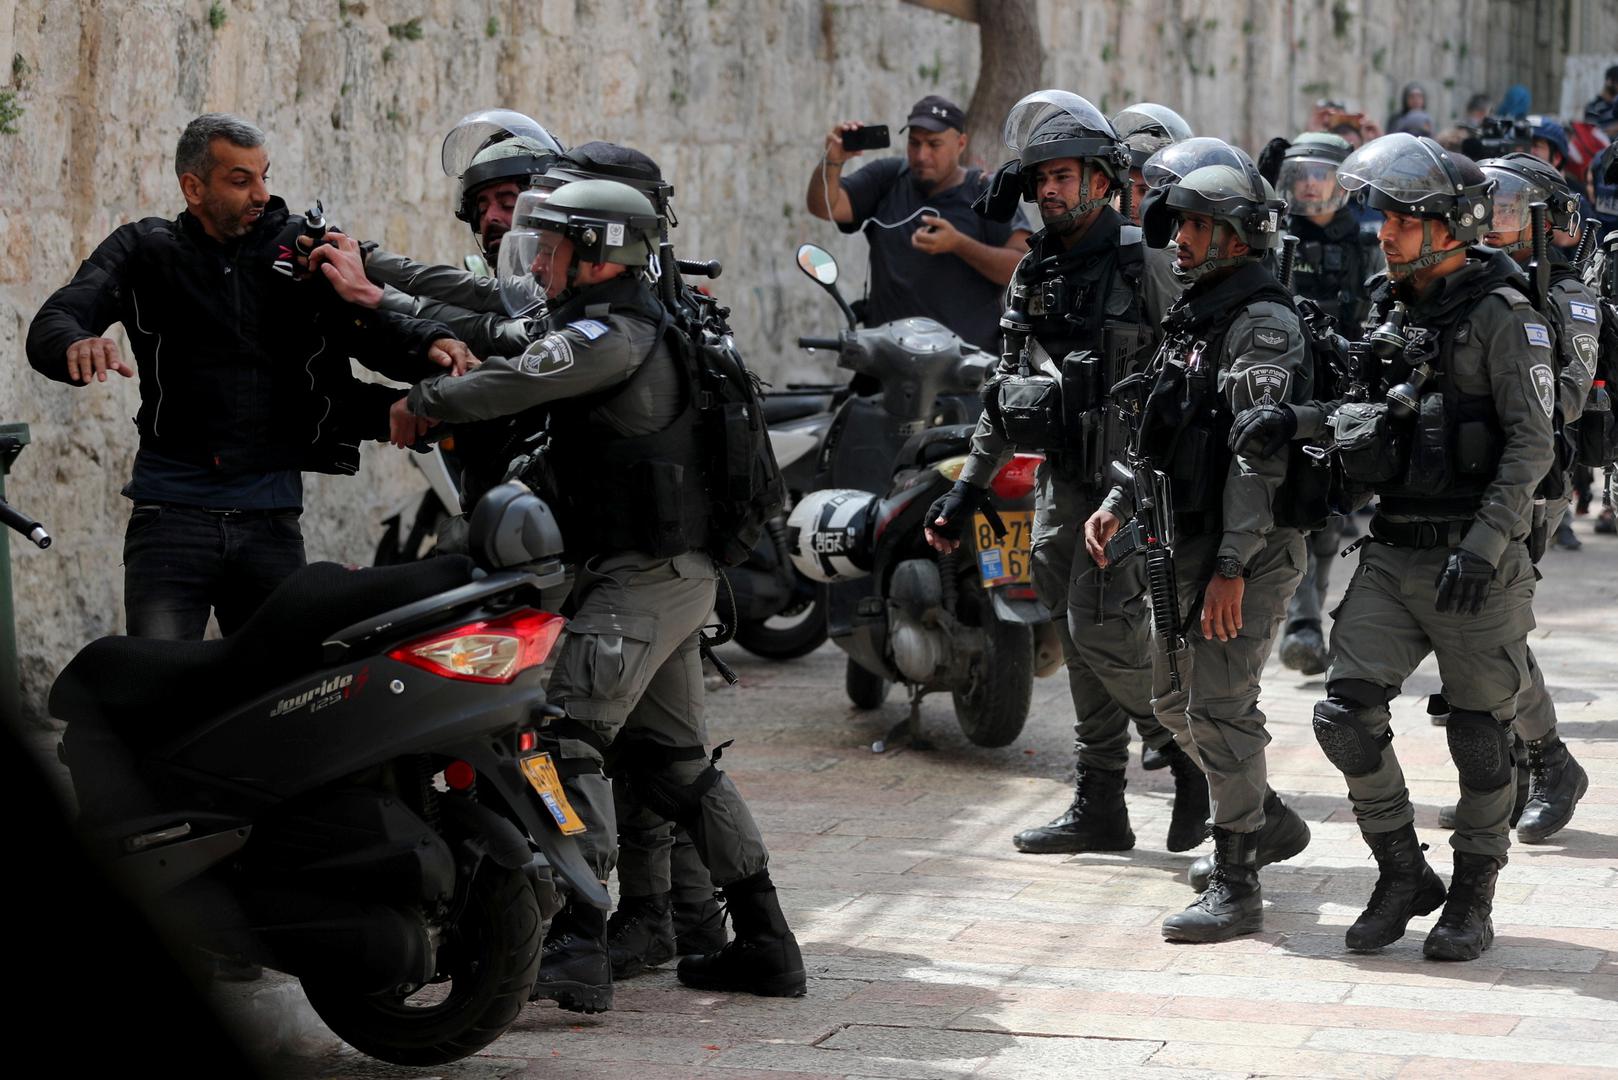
[234,513,1617,1078]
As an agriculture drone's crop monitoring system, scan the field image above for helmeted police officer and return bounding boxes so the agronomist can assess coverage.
[1304,134,1554,960]
[1273,132,1386,675]
[1111,102,1193,229]
[1425,153,1594,844]
[396,179,805,1008]
[1085,146,1315,943]
[927,91,1208,857]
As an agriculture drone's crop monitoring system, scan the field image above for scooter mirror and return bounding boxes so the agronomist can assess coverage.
[796,243,840,286]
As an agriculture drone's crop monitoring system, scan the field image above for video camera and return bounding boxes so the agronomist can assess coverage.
[1461,115,1533,161]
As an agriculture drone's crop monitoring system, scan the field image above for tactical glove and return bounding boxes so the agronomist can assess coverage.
[1228,402,1298,458]
[926,479,986,542]
[1434,548,1495,616]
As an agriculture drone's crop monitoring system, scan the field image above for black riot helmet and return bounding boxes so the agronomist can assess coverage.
[1110,102,1193,168]
[1004,90,1129,228]
[440,108,565,229]
[1154,156,1286,282]
[536,141,677,223]
[1479,152,1582,254]
[1338,133,1495,275]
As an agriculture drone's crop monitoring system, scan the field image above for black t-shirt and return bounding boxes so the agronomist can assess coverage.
[838,158,1033,350]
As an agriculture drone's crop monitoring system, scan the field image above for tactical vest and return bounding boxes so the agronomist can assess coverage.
[1287,210,1380,332]
[544,292,710,560]
[1372,279,1518,520]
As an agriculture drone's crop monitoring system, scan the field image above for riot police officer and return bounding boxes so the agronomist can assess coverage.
[1111,102,1193,228]
[396,179,805,1007]
[1427,154,1594,844]
[1085,148,1314,943]
[1273,132,1386,675]
[1307,135,1554,960]
[927,91,1208,857]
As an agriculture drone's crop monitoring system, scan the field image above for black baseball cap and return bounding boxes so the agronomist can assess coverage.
[905,95,966,133]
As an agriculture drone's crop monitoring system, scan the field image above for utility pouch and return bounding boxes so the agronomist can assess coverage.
[1404,392,1452,494]
[1331,401,1406,484]
[996,369,1065,450]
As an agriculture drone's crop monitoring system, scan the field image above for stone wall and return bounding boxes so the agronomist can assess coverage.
[2,0,1614,722]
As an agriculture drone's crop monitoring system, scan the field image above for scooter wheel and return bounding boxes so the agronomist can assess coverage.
[733,599,827,660]
[845,657,891,710]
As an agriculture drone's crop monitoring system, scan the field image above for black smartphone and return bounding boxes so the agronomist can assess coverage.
[841,125,891,152]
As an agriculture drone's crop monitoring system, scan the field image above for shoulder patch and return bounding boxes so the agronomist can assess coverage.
[1569,300,1599,324]
[1530,363,1556,419]
[521,332,575,376]
[1572,334,1600,381]
[568,318,611,341]
[1523,323,1552,349]
[1252,327,1288,350]
[1245,363,1292,405]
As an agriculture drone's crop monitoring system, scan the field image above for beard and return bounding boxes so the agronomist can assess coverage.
[200,190,262,239]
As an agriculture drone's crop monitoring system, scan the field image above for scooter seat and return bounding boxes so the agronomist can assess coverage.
[896,424,975,469]
[763,393,833,424]
[50,557,477,747]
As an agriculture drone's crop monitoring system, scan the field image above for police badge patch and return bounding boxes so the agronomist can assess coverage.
[1573,334,1600,381]
[521,333,575,376]
[1245,364,1291,405]
[1530,363,1556,418]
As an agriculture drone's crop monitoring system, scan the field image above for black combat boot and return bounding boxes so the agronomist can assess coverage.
[677,870,806,997]
[1423,852,1502,961]
[674,893,729,956]
[606,892,676,980]
[1344,824,1448,951]
[1279,620,1327,675]
[1164,742,1211,853]
[1438,744,1530,831]
[531,902,613,1013]
[1162,827,1263,943]
[1515,734,1589,843]
[1187,789,1310,891]
[1141,743,1170,771]
[1012,767,1134,854]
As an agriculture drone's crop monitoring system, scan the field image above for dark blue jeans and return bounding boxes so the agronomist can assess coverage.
[122,504,306,639]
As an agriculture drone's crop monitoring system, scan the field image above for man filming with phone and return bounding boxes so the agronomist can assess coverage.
[806,95,1034,350]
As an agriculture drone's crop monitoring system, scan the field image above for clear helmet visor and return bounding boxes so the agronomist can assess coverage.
[1278,158,1348,215]
[1142,137,1253,190]
[1337,132,1455,203]
[1003,90,1114,152]
[441,109,564,178]
[1480,168,1541,234]
[495,226,555,319]
[1110,102,1192,144]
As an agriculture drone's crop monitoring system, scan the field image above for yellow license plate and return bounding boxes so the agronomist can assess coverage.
[973,511,1033,586]
[519,752,587,835]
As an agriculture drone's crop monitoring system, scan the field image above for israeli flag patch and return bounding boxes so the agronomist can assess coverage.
[568,318,610,341]
[1524,323,1552,349]
[1569,301,1599,324]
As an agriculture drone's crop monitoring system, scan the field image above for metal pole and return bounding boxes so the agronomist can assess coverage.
[0,422,32,728]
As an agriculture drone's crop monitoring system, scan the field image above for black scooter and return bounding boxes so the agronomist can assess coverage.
[787,245,1058,752]
[51,483,608,1067]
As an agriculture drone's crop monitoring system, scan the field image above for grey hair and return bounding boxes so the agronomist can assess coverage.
[174,113,266,180]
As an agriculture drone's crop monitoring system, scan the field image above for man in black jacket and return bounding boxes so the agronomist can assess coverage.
[26,113,465,640]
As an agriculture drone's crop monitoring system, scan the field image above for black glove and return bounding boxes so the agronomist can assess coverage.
[1228,403,1298,458]
[1434,548,1495,615]
[925,479,985,542]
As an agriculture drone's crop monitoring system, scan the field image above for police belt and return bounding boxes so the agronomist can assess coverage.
[1368,515,1470,549]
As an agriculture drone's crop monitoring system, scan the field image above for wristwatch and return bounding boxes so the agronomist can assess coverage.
[1215,555,1245,579]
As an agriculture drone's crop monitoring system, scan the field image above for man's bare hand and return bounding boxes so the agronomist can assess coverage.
[65,337,133,384]
[310,232,383,309]
[1084,509,1122,567]
[427,338,479,376]
[911,214,963,256]
[388,397,438,448]
[924,524,960,554]
[824,122,865,166]
[1201,575,1246,642]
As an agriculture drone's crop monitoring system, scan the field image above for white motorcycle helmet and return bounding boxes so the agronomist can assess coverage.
[786,489,878,583]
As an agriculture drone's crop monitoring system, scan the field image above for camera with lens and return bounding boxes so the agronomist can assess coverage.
[1460,115,1533,161]
[272,201,339,279]
[1382,327,1438,422]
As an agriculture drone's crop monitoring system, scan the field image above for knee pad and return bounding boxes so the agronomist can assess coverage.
[1446,709,1514,789]
[1312,691,1393,777]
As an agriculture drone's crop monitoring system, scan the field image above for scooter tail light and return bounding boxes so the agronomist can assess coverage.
[387,609,565,684]
[989,453,1043,502]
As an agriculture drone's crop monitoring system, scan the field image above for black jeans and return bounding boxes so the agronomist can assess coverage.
[122,504,306,639]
